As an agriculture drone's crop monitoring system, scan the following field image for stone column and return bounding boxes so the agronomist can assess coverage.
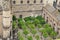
[2,0,12,40]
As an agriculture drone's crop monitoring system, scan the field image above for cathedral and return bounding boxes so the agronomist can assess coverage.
[0,0,60,40]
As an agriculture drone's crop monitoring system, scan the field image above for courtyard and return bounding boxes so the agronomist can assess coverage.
[12,15,57,40]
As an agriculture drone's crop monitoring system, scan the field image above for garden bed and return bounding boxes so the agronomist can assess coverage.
[12,16,57,40]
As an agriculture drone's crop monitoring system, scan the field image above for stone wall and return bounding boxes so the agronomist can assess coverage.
[12,0,42,4]
[12,4,43,18]
[11,0,43,18]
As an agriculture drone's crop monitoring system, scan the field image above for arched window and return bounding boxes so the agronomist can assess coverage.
[54,23,55,26]
[44,14,45,17]
[21,0,23,4]
[27,0,30,3]
[13,0,16,4]
[34,0,36,3]
[46,17,48,22]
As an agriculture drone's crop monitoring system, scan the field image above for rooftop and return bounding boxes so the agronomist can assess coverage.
[44,4,60,21]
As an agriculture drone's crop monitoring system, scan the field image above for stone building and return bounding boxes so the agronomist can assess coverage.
[11,0,43,18]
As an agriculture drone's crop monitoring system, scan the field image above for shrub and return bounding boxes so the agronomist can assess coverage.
[23,29,29,35]
[43,32,48,38]
[21,25,27,30]
[45,27,53,34]
[44,23,53,34]
[39,28,46,33]
[36,16,43,20]
[12,21,17,29]
[18,18,22,21]
[40,20,45,25]
[18,36,24,40]
[50,31,57,38]
[33,19,40,24]
[27,36,33,40]
[18,31,24,40]
[28,24,35,29]
[31,29,37,35]
[44,23,51,28]
[25,21,32,24]
[24,16,32,21]
[18,20,25,28]
[35,35,40,40]
[37,24,42,28]
[36,16,45,25]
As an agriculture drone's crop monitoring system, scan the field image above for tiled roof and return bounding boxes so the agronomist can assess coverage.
[44,4,60,21]
[45,4,56,13]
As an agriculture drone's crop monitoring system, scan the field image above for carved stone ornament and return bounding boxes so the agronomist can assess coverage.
[2,0,10,11]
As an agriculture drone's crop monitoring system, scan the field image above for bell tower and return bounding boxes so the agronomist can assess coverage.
[2,0,12,40]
